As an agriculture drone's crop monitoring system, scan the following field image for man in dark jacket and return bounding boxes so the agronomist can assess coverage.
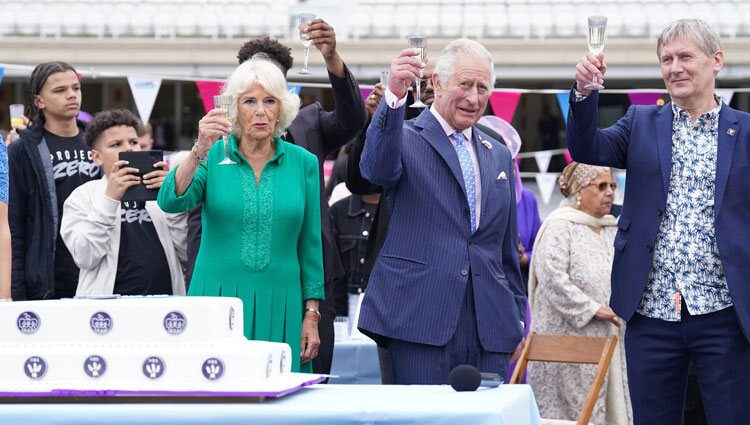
[8,61,100,300]
[186,23,367,375]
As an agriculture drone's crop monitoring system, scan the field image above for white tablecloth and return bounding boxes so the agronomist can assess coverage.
[329,338,381,384]
[0,384,542,425]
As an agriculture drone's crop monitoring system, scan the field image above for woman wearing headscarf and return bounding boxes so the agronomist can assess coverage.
[527,162,632,425]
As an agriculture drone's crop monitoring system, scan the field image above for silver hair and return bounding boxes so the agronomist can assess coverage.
[222,58,300,138]
[434,39,495,88]
[251,52,286,75]
[657,18,721,59]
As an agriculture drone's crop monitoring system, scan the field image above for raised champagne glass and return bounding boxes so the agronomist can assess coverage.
[298,13,316,75]
[584,16,607,90]
[213,95,237,165]
[407,34,427,108]
[380,71,389,89]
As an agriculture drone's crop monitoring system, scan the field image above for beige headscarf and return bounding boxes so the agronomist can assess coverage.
[558,162,612,206]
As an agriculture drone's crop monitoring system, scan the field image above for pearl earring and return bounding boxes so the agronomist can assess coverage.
[576,197,581,207]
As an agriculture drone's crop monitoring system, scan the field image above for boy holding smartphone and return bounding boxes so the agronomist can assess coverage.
[60,109,186,296]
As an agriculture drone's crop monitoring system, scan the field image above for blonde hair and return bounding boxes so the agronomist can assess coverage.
[657,18,721,59]
[222,58,300,138]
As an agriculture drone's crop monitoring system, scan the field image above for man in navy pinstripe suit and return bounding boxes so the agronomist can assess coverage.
[358,39,526,385]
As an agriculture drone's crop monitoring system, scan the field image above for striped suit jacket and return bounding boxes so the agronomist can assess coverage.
[358,102,526,353]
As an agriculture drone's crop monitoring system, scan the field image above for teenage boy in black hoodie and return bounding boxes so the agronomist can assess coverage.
[8,61,100,300]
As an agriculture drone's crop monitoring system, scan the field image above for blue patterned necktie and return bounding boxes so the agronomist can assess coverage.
[453,131,477,232]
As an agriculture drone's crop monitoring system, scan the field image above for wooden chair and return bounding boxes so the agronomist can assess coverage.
[509,332,618,425]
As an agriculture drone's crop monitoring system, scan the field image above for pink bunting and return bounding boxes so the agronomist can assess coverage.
[489,92,522,122]
[627,92,664,105]
[359,87,373,101]
[195,81,224,114]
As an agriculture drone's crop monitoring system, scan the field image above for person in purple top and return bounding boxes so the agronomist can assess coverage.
[515,163,542,288]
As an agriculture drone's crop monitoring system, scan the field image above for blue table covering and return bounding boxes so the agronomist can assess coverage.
[0,384,542,425]
[329,338,381,384]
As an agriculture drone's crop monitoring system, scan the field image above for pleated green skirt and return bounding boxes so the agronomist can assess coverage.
[189,278,311,373]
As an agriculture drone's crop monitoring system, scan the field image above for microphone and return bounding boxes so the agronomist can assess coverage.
[449,364,505,392]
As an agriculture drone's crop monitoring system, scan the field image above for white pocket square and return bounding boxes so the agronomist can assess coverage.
[497,171,507,180]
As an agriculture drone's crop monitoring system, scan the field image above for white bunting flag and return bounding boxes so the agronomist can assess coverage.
[716,89,735,106]
[535,173,559,206]
[534,150,553,174]
[127,76,162,124]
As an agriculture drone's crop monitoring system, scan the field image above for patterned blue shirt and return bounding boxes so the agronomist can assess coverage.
[0,137,8,205]
[636,99,733,321]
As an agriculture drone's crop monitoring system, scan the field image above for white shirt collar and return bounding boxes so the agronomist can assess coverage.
[429,106,472,142]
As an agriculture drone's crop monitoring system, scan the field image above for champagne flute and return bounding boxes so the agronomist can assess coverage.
[584,16,607,90]
[407,34,427,108]
[298,13,316,75]
[380,71,389,89]
[213,95,237,165]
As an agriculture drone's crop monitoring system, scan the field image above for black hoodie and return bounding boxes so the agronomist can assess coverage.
[7,121,88,300]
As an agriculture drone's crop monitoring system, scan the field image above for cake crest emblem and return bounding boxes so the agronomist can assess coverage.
[24,356,47,380]
[163,311,187,335]
[280,351,288,373]
[17,311,41,334]
[84,355,107,378]
[143,357,166,379]
[266,354,273,378]
[202,358,224,381]
[89,312,113,335]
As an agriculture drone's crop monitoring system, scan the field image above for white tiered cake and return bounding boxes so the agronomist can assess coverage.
[0,296,321,397]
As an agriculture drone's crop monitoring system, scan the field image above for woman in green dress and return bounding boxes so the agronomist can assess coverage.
[158,59,324,373]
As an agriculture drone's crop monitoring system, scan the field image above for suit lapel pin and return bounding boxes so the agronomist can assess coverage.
[497,171,507,180]
[480,139,492,149]
[727,128,736,136]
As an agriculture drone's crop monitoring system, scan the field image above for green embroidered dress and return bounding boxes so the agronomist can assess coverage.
[158,135,324,373]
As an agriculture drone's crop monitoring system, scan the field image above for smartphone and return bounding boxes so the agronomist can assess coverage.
[118,150,164,202]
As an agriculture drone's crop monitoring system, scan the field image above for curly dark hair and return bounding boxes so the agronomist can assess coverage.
[237,37,293,75]
[84,109,140,149]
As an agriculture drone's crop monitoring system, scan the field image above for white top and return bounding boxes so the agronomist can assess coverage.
[60,177,188,296]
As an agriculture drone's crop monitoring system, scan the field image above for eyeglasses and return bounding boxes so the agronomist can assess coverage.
[587,181,617,191]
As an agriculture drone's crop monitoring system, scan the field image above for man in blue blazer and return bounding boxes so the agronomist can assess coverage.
[358,39,526,385]
[568,18,750,425]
